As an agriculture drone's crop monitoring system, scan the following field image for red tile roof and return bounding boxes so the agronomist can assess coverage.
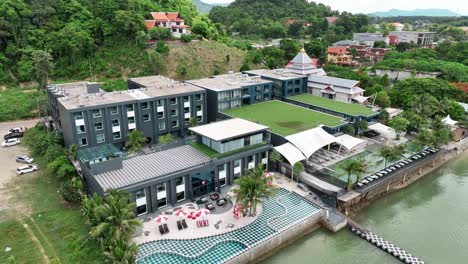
[389,35,398,45]
[150,12,184,22]
[326,17,337,24]
[327,46,349,54]
[145,20,156,30]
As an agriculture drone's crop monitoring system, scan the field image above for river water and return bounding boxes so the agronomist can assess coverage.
[263,151,468,264]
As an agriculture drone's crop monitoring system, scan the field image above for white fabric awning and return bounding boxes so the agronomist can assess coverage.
[442,115,458,126]
[274,143,306,166]
[336,134,366,151]
[369,123,397,139]
[286,127,339,159]
[352,95,370,104]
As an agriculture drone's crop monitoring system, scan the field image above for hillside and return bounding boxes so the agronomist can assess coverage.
[194,0,229,14]
[370,9,460,17]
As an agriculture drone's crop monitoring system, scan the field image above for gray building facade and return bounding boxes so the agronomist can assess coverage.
[49,77,207,148]
[244,69,308,98]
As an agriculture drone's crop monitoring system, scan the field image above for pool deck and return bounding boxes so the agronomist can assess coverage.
[133,173,314,245]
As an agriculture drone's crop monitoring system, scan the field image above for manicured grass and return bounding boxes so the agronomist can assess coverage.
[0,220,44,263]
[223,100,344,136]
[289,94,376,116]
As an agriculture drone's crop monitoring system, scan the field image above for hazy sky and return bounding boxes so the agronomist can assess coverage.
[202,0,468,15]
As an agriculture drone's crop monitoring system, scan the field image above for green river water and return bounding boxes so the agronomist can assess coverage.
[263,151,468,264]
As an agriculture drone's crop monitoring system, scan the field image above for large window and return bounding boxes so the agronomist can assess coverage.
[196,94,202,101]
[231,99,241,108]
[249,133,263,145]
[96,134,105,144]
[112,120,120,127]
[157,111,164,119]
[77,125,86,134]
[157,99,164,107]
[113,131,121,140]
[141,102,149,109]
[176,177,185,202]
[79,137,87,147]
[171,109,178,117]
[218,91,229,101]
[171,120,178,128]
[110,107,119,115]
[135,189,147,216]
[94,122,103,131]
[127,104,134,112]
[218,164,227,187]
[233,159,242,178]
[156,183,167,208]
[170,98,177,105]
[128,117,135,124]
[218,101,229,111]
[74,112,83,120]
[159,122,166,131]
[92,109,102,118]
[232,89,241,98]
[143,114,150,122]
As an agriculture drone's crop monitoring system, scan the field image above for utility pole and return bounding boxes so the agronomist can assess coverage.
[88,58,94,81]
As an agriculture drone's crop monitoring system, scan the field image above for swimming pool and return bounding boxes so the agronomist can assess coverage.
[137,188,322,264]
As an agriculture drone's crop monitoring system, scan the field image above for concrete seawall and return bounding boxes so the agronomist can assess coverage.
[225,212,323,264]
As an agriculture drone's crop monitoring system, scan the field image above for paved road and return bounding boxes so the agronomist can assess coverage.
[0,119,39,188]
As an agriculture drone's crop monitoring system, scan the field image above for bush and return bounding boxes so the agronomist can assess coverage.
[154,41,170,56]
[148,27,172,40]
[60,179,82,203]
[180,34,193,43]
[344,124,356,136]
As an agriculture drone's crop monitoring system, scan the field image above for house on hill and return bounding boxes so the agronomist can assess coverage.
[145,12,190,38]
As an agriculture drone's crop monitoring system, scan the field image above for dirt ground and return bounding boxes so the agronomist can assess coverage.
[0,119,39,217]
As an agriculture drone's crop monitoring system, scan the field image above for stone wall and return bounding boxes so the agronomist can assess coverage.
[225,212,322,264]
[374,69,440,81]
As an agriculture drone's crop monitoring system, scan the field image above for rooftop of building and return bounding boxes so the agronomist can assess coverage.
[243,69,305,81]
[327,46,350,54]
[223,100,344,136]
[56,76,204,110]
[48,82,103,97]
[389,31,435,34]
[93,145,211,191]
[189,118,269,142]
[187,72,273,92]
[308,75,360,88]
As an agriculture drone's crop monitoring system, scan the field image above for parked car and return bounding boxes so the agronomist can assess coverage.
[4,131,24,139]
[16,155,34,164]
[9,127,27,133]
[2,138,20,147]
[16,165,38,175]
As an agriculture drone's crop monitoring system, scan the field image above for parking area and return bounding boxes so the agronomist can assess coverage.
[0,119,38,188]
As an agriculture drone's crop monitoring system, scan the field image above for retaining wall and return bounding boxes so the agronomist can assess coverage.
[225,212,323,264]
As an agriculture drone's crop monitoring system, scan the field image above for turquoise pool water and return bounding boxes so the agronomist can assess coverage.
[137,188,322,264]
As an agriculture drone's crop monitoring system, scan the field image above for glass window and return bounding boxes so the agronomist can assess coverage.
[196,94,202,101]
[196,105,202,111]
[74,112,83,120]
[157,111,164,119]
[143,114,150,122]
[92,109,102,118]
[141,102,149,109]
[170,98,177,105]
[113,131,121,140]
[183,96,189,102]
[171,109,178,117]
[110,107,118,115]
[79,137,87,146]
[176,177,185,202]
[77,125,86,134]
[94,122,103,131]
[127,104,134,112]
[171,120,178,128]
[295,79,300,85]
[184,107,190,114]
[112,120,119,127]
[157,99,164,106]
[96,134,105,143]
[128,117,135,124]
[159,122,166,130]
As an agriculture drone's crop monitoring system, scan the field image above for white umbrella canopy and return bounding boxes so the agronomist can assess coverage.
[154,215,168,224]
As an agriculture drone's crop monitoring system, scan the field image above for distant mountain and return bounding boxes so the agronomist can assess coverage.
[370,9,460,17]
[194,0,229,14]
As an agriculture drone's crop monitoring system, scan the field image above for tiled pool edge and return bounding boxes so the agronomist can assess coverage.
[223,211,324,264]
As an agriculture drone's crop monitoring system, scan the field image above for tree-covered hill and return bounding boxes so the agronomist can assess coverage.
[0,0,223,85]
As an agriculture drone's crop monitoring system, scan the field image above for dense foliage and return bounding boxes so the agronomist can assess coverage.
[0,0,220,85]
[374,47,468,82]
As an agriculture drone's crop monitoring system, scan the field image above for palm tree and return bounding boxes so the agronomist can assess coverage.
[379,144,406,168]
[125,130,147,153]
[90,190,141,246]
[104,237,139,264]
[231,166,274,217]
[354,120,368,135]
[338,158,368,190]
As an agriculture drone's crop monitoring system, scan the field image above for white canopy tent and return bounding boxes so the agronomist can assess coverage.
[442,115,458,127]
[336,134,366,153]
[285,127,339,160]
[352,95,370,104]
[368,123,397,140]
[274,143,306,180]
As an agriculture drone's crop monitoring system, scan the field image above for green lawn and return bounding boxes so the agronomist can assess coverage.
[223,100,344,136]
[289,94,376,116]
[0,88,47,122]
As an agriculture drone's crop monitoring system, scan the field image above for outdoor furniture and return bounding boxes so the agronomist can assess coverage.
[196,197,208,204]
[206,203,215,210]
[371,175,379,180]
[159,225,166,235]
[163,223,170,233]
[182,219,188,229]
[210,193,220,201]
[362,180,369,184]
[177,221,183,230]
[217,198,227,206]
[357,183,363,187]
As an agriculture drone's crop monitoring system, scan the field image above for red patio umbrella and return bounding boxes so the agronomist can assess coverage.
[154,215,168,224]
[196,208,210,218]
[174,209,187,217]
